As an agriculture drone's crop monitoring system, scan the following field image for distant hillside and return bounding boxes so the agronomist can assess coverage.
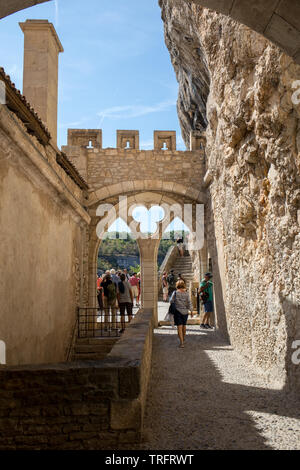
[98,231,187,273]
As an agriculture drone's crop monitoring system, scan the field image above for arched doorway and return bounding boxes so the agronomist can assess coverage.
[86,217,141,337]
[86,189,210,330]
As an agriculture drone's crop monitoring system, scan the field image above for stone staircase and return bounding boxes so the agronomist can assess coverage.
[72,337,118,361]
[158,250,195,301]
[158,251,200,325]
[171,252,194,290]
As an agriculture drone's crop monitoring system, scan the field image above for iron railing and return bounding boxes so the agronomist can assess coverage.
[67,315,79,361]
[77,305,139,338]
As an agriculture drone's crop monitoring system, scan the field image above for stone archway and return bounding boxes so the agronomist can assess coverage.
[1,0,299,64]
[87,189,207,328]
[87,181,206,208]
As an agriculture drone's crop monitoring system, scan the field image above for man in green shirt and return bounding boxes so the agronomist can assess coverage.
[199,272,214,329]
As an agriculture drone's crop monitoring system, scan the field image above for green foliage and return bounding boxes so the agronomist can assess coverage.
[97,232,181,272]
[101,233,138,255]
[129,264,141,274]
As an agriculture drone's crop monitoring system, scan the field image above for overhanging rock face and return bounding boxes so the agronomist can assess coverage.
[0,0,51,18]
[160,0,300,392]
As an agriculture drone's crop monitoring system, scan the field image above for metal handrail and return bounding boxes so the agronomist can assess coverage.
[66,312,79,361]
[77,304,138,338]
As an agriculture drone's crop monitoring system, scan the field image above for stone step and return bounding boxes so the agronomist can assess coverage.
[174,270,193,273]
[173,267,193,270]
[72,337,118,361]
[173,265,193,270]
[76,338,117,346]
[172,264,193,269]
[74,344,115,354]
[72,352,108,361]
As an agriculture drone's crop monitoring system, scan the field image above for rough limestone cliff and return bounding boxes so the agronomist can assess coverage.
[159,0,300,391]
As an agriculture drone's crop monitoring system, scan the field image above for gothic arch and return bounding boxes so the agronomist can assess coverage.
[1,0,299,64]
[87,190,206,326]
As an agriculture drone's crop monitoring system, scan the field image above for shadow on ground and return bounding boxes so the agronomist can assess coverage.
[137,326,300,450]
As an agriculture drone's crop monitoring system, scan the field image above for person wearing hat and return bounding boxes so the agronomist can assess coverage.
[110,268,120,287]
[199,272,214,329]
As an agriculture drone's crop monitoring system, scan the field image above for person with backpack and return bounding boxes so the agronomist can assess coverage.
[102,273,117,331]
[117,273,134,334]
[199,272,214,329]
[167,269,176,300]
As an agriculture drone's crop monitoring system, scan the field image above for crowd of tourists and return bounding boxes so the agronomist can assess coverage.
[96,269,141,334]
[163,270,214,348]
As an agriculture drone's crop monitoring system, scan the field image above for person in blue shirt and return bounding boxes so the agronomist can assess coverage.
[199,272,214,329]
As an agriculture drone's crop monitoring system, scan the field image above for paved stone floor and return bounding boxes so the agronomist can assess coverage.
[137,309,300,450]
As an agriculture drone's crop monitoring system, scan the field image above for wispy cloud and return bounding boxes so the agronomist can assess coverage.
[6,64,23,89]
[97,99,176,126]
[140,140,154,150]
[93,11,126,26]
[59,117,90,129]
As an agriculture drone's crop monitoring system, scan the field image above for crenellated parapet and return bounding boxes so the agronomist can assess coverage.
[66,129,206,152]
[62,129,207,197]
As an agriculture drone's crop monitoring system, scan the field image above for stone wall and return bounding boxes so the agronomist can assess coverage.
[0,309,153,450]
[160,0,300,391]
[62,143,206,198]
[0,105,90,366]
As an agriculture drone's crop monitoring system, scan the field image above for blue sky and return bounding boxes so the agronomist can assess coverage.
[0,0,186,150]
[109,207,189,234]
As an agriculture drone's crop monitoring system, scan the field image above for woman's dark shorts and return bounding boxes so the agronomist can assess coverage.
[119,302,133,316]
[174,310,188,326]
[203,300,213,313]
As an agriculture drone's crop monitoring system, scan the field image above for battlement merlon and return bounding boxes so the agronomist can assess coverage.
[68,129,102,149]
[65,129,206,151]
[190,131,206,151]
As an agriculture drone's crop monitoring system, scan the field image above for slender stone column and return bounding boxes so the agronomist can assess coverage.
[19,20,64,143]
[137,238,160,327]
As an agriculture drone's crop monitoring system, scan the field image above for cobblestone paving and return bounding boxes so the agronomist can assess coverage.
[138,325,300,450]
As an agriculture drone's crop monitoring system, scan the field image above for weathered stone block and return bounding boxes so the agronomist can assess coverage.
[110,398,142,431]
[119,367,140,399]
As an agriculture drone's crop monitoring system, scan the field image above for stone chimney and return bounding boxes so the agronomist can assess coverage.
[19,20,64,144]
